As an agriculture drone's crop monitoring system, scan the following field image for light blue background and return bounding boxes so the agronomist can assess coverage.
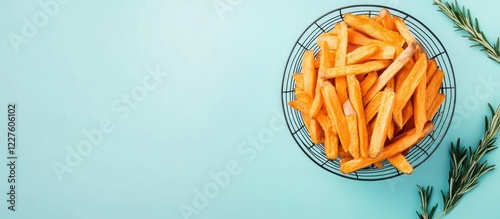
[1,0,500,218]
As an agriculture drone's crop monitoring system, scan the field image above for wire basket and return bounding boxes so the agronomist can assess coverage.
[281,5,456,181]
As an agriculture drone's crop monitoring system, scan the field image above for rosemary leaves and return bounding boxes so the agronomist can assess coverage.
[434,0,500,63]
[417,104,500,219]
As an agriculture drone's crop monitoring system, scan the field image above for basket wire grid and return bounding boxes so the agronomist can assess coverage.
[281,5,456,181]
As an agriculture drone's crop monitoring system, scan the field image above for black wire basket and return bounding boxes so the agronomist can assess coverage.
[281,5,456,181]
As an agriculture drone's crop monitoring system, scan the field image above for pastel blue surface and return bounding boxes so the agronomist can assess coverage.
[1,0,500,219]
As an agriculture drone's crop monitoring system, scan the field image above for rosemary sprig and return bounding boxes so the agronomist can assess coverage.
[433,0,500,63]
[417,104,500,219]
[416,186,438,219]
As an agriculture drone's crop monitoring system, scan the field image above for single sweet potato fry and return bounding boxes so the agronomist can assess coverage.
[395,63,412,92]
[387,153,413,174]
[344,13,405,47]
[292,73,304,90]
[336,78,349,103]
[324,60,392,78]
[321,82,351,150]
[335,22,349,103]
[295,88,313,106]
[386,78,395,91]
[371,15,383,25]
[413,71,427,133]
[426,69,445,110]
[394,17,417,46]
[330,23,341,35]
[302,112,312,138]
[426,59,438,84]
[374,161,385,169]
[324,130,339,160]
[302,50,317,98]
[346,44,379,65]
[379,9,397,31]
[368,45,397,60]
[427,93,446,120]
[310,41,330,118]
[365,91,383,123]
[344,100,360,158]
[360,72,378,97]
[340,156,354,166]
[316,109,333,132]
[388,120,398,140]
[402,100,414,128]
[310,87,323,119]
[335,22,348,67]
[309,118,323,144]
[288,100,309,115]
[347,29,385,46]
[317,33,339,50]
[369,90,395,158]
[347,74,370,158]
[385,81,396,140]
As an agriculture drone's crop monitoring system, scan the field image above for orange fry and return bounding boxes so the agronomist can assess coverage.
[340,156,354,166]
[394,17,417,47]
[426,69,445,110]
[311,41,331,118]
[387,153,413,174]
[365,91,383,123]
[368,45,397,60]
[302,50,317,98]
[395,63,413,92]
[379,9,396,31]
[295,88,313,105]
[292,73,304,90]
[386,79,395,140]
[374,161,385,169]
[347,29,385,46]
[413,70,427,133]
[324,130,339,160]
[309,118,323,144]
[344,13,405,47]
[402,100,414,128]
[347,75,369,158]
[288,100,309,115]
[335,22,348,67]
[321,82,351,150]
[426,59,438,84]
[309,87,323,119]
[344,100,360,159]
[369,90,395,158]
[335,22,349,103]
[346,45,379,65]
[317,33,339,50]
[360,72,378,96]
[427,93,445,120]
[317,110,333,131]
[324,60,392,78]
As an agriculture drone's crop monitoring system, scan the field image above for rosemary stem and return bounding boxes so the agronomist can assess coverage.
[434,212,446,219]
